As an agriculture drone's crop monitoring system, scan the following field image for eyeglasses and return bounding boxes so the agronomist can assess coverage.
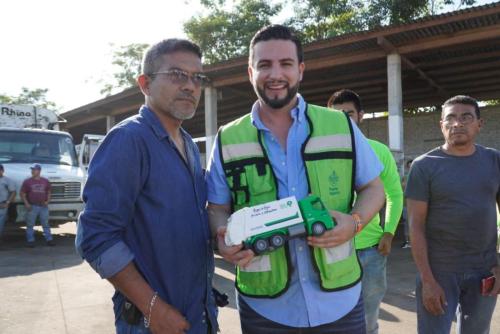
[149,69,210,88]
[442,113,476,125]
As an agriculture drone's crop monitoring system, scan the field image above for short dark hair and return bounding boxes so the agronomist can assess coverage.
[249,25,303,65]
[141,39,202,75]
[327,89,363,113]
[442,95,480,119]
[0,164,3,170]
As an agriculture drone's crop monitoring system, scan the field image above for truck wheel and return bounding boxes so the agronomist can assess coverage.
[312,222,326,236]
[270,234,285,248]
[253,238,269,255]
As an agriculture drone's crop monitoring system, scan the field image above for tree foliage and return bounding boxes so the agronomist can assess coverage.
[100,43,149,96]
[0,87,58,110]
[184,0,477,60]
[184,0,282,63]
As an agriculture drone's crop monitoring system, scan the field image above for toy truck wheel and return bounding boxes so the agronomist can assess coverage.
[253,238,269,254]
[312,222,326,236]
[270,234,285,248]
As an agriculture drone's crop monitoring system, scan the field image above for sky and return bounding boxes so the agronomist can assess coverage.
[0,0,203,111]
[0,0,495,112]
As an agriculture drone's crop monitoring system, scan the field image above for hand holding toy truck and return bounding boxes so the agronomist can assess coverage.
[225,195,335,255]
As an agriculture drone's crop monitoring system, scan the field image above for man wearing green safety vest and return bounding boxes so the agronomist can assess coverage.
[206,25,385,333]
[328,89,404,334]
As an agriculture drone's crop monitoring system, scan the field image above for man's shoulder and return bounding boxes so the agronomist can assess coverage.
[476,144,500,159]
[221,113,252,130]
[367,139,390,153]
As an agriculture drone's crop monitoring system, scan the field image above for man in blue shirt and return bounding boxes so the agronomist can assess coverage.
[206,25,384,333]
[76,39,218,334]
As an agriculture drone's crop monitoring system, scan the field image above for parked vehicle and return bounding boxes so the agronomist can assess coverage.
[0,104,85,223]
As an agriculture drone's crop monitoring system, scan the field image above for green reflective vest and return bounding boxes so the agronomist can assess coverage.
[219,104,362,298]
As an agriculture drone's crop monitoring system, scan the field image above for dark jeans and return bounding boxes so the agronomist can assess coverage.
[416,269,497,334]
[238,294,366,334]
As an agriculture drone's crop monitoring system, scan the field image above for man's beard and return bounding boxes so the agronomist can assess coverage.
[256,81,299,109]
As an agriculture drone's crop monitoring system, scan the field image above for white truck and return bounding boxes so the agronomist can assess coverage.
[76,134,105,171]
[0,104,86,223]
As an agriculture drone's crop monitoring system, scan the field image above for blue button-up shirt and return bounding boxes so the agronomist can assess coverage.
[206,95,382,327]
[76,106,217,333]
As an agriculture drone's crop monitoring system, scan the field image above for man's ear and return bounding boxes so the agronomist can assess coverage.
[299,62,305,82]
[358,110,365,123]
[248,65,254,84]
[137,74,151,96]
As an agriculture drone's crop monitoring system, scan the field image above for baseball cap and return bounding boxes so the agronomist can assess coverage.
[30,163,42,170]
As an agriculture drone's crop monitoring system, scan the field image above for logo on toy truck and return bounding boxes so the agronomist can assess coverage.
[225,195,335,255]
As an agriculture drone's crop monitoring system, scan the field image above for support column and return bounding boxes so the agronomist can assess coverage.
[106,115,115,133]
[204,87,218,167]
[387,53,405,177]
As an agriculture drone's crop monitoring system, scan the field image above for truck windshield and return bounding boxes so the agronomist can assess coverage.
[0,131,78,166]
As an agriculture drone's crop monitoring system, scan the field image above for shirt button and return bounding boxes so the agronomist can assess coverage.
[281,162,286,166]
[203,311,206,316]
[291,187,296,192]
[302,277,307,282]
[298,246,303,251]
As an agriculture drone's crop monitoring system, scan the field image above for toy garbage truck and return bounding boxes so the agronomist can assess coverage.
[225,195,335,255]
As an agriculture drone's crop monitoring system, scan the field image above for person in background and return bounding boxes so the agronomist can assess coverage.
[328,89,404,334]
[406,95,499,334]
[0,164,16,241]
[21,163,54,247]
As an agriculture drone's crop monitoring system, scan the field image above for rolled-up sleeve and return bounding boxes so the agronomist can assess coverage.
[75,127,146,278]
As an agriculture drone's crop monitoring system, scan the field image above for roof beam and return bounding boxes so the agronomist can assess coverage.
[378,36,449,97]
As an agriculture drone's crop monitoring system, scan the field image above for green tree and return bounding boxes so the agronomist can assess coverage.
[285,0,364,42]
[100,43,149,96]
[0,87,58,110]
[184,0,282,63]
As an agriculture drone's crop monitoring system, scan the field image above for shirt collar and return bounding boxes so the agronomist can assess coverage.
[140,105,170,140]
[250,94,306,131]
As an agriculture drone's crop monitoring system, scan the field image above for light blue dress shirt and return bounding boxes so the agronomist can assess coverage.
[206,95,382,327]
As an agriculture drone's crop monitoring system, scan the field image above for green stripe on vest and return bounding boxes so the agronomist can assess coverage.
[219,104,362,297]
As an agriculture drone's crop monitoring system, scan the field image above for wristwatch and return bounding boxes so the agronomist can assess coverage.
[352,213,363,234]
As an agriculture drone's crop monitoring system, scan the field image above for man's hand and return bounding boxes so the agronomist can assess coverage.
[377,232,394,256]
[488,265,500,296]
[0,202,8,209]
[217,227,255,268]
[422,278,447,315]
[307,210,354,248]
[25,203,32,211]
[43,200,49,207]
[149,299,190,334]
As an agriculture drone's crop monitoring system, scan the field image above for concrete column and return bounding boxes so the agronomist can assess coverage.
[204,87,218,167]
[106,115,115,133]
[387,53,405,177]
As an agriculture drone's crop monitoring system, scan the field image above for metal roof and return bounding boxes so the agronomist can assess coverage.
[63,2,500,142]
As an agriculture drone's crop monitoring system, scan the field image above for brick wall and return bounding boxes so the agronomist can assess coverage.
[359,105,500,162]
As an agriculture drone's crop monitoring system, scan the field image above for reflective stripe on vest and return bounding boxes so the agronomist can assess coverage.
[219,104,362,297]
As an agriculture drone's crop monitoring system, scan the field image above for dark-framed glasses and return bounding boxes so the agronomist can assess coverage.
[442,113,476,125]
[150,69,210,88]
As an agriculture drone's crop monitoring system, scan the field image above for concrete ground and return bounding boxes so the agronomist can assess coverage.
[0,222,498,334]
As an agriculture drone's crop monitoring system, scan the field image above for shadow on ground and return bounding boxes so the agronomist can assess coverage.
[0,222,83,278]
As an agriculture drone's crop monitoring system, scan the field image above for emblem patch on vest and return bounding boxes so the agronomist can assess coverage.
[329,171,340,196]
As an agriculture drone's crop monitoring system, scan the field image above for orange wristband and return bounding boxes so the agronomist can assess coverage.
[352,213,363,234]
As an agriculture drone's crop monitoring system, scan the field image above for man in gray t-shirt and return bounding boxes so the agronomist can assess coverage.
[406,95,499,334]
[0,164,16,238]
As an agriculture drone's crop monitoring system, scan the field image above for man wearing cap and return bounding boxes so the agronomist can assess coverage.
[20,163,54,247]
[0,164,16,240]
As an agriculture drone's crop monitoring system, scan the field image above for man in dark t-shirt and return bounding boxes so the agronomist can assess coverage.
[20,163,53,247]
[406,95,499,334]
